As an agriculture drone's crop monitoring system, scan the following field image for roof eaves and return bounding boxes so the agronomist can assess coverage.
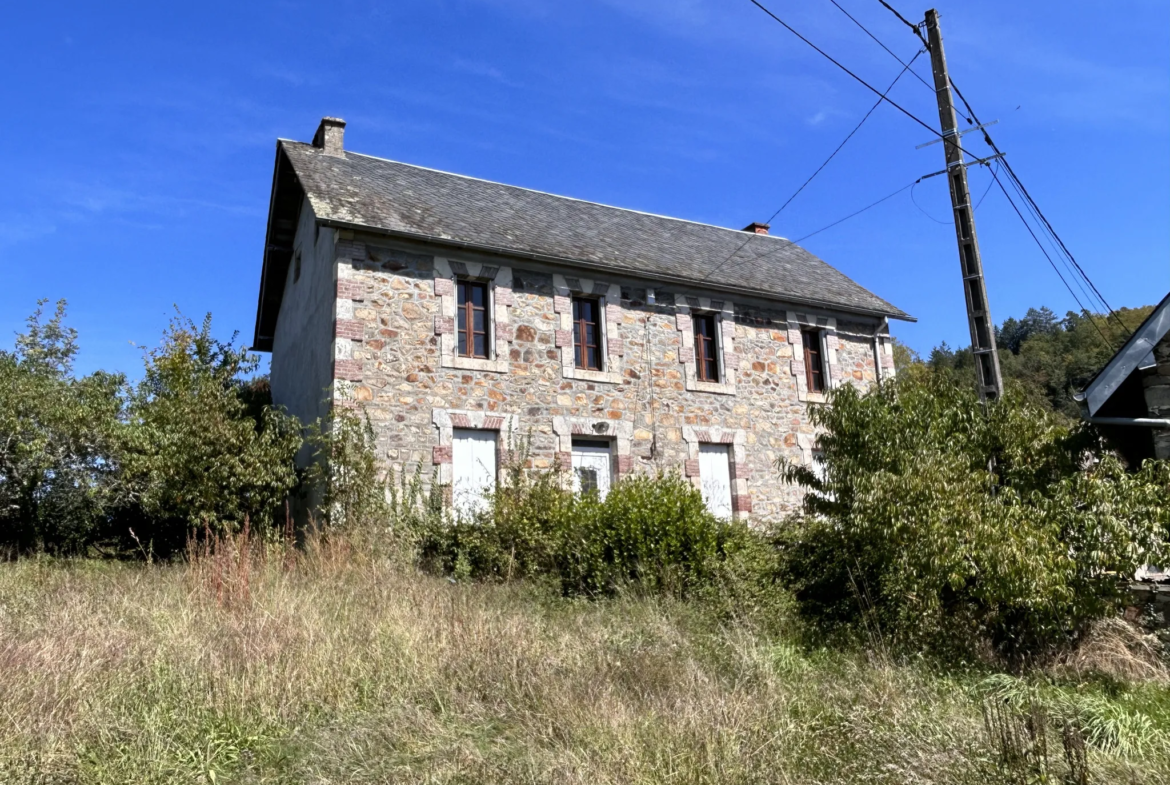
[317,216,916,322]
[1077,291,1170,416]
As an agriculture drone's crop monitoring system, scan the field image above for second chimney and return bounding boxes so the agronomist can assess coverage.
[312,117,346,156]
[742,222,770,235]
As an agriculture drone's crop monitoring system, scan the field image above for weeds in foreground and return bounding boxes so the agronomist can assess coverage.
[1,535,1167,784]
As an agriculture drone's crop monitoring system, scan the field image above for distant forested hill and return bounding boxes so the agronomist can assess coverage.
[895,305,1155,418]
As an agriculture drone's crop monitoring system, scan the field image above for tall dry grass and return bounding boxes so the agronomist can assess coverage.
[1,531,1167,784]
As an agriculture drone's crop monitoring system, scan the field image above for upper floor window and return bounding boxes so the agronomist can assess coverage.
[802,328,825,393]
[457,280,489,359]
[572,297,603,370]
[693,313,720,383]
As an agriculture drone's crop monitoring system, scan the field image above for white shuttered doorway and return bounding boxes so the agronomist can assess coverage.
[452,429,497,516]
[698,443,732,519]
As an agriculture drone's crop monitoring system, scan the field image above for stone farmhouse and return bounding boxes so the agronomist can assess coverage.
[252,118,912,520]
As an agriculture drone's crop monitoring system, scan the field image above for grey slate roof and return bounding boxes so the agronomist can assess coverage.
[280,140,910,321]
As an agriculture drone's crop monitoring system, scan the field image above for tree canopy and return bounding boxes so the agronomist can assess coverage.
[898,305,1155,418]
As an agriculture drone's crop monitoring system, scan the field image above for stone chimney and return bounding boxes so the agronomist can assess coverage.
[742,222,770,235]
[312,117,346,156]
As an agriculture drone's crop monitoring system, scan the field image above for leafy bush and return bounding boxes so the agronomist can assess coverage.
[304,406,391,530]
[414,442,577,582]
[779,367,1170,661]
[0,301,126,554]
[118,313,300,553]
[413,454,774,604]
[558,472,725,598]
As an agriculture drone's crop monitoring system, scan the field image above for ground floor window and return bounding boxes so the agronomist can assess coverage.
[571,439,612,499]
[452,428,497,516]
[698,443,732,519]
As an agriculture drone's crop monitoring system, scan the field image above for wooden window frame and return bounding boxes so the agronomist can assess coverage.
[693,312,720,383]
[572,297,603,371]
[457,280,490,359]
[803,328,826,394]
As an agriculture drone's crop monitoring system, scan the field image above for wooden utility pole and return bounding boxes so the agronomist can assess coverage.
[925,9,1003,401]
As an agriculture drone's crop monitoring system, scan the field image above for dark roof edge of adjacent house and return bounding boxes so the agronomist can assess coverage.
[253,130,914,351]
[1075,291,1170,417]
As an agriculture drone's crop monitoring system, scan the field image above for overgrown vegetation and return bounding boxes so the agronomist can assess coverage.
[0,303,301,557]
[1,297,1169,781]
[779,366,1170,662]
[413,453,780,610]
[1,540,1167,784]
[0,301,125,554]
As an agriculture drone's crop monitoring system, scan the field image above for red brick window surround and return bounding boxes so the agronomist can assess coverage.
[572,297,603,371]
[802,328,825,394]
[457,280,490,359]
[693,313,720,383]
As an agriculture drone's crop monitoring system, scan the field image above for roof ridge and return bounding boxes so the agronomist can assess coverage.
[283,140,795,244]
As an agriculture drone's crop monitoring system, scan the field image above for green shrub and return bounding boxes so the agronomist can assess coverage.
[119,313,301,553]
[0,301,126,554]
[304,406,392,530]
[414,441,577,582]
[411,456,776,605]
[558,471,723,597]
[778,367,1170,661]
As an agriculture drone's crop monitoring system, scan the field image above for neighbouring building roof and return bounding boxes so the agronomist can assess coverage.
[1077,292,1170,418]
[254,133,912,350]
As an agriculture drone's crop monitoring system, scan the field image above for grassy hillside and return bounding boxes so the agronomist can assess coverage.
[2,536,1167,784]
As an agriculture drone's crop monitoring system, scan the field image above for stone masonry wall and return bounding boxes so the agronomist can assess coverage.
[325,230,893,521]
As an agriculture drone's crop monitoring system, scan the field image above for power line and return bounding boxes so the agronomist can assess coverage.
[827,0,933,91]
[948,78,1130,336]
[876,0,926,45]
[794,178,919,243]
[745,0,978,160]
[870,0,1131,338]
[995,158,1104,316]
[701,46,925,282]
[989,168,1116,350]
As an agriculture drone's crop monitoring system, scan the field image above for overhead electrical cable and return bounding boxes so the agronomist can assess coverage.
[870,0,1130,338]
[973,161,998,211]
[875,0,927,44]
[995,161,1105,319]
[745,0,979,160]
[794,177,920,243]
[826,0,933,91]
[948,77,1130,337]
[701,46,925,282]
[988,169,1116,350]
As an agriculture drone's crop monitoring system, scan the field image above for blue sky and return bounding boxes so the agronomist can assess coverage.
[2,0,1166,376]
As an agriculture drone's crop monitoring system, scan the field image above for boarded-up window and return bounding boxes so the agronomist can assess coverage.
[699,443,732,519]
[452,428,496,516]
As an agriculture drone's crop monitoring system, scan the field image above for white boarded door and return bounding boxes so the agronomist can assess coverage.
[452,428,497,516]
[699,443,732,519]
[571,440,612,499]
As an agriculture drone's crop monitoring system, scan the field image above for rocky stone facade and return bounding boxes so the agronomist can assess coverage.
[305,228,896,522]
